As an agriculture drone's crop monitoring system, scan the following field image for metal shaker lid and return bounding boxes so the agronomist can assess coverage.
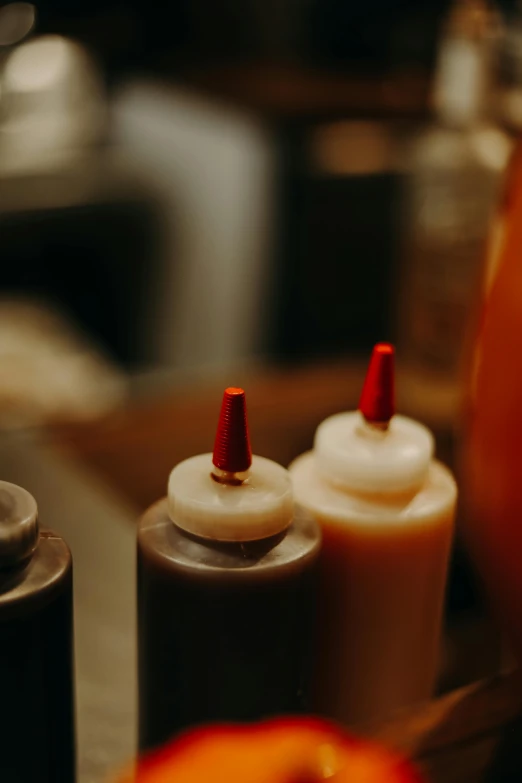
[0,481,39,569]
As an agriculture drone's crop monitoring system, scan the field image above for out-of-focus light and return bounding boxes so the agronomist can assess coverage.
[470,127,512,171]
[4,35,73,92]
[0,2,35,47]
[0,34,106,173]
[501,90,522,132]
[311,121,395,176]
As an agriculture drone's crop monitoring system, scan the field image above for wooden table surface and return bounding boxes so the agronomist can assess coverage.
[41,359,522,782]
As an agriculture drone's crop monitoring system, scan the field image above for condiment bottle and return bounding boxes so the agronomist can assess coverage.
[289,344,457,726]
[462,135,522,660]
[0,481,75,782]
[137,387,321,752]
[398,0,511,377]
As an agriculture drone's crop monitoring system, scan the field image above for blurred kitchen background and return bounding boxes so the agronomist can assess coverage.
[0,1,520,778]
[2,0,520,386]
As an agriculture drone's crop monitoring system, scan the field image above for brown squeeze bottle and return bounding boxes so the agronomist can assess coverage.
[0,481,75,783]
[289,344,456,727]
[137,387,321,752]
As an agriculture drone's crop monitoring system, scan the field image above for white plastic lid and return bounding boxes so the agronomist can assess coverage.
[168,453,294,542]
[0,481,39,568]
[315,411,434,494]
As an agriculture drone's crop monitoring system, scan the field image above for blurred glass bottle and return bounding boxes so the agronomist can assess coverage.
[461,136,522,661]
[398,0,511,378]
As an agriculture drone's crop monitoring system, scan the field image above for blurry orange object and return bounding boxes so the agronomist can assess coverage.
[463,140,522,658]
[117,717,424,783]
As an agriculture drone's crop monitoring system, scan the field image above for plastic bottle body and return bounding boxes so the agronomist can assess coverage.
[290,451,456,726]
[137,498,320,752]
[0,530,75,783]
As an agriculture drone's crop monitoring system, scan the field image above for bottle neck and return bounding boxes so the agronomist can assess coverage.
[434,36,491,128]
[211,465,251,487]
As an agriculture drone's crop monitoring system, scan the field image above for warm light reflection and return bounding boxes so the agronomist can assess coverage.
[0,34,106,172]
[311,121,394,176]
[4,35,73,92]
[470,127,513,171]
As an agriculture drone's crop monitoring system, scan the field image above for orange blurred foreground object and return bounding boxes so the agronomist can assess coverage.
[462,140,522,660]
[117,717,425,783]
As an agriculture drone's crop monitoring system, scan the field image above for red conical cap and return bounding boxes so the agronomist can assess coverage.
[212,387,252,473]
[358,343,395,425]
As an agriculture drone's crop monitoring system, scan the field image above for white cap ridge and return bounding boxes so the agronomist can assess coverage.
[168,453,294,542]
[315,411,434,495]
